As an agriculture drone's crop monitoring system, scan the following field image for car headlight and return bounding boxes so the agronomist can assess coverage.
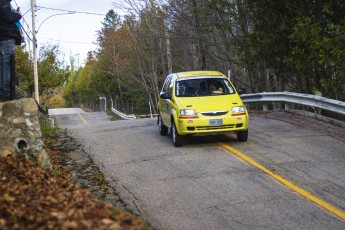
[231,106,246,116]
[179,109,199,118]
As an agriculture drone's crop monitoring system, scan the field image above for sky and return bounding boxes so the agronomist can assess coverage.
[13,0,120,67]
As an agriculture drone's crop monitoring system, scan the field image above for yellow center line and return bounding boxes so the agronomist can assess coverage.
[63,109,68,114]
[217,142,345,222]
[78,113,88,125]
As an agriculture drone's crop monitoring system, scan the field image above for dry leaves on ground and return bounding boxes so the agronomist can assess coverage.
[0,155,151,230]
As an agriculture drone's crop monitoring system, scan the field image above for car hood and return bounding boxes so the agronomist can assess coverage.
[174,94,243,112]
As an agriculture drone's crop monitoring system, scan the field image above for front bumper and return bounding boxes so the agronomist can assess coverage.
[176,114,249,136]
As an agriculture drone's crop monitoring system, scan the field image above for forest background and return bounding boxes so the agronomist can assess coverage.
[15,0,345,115]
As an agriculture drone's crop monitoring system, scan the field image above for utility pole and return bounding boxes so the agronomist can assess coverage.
[31,0,39,103]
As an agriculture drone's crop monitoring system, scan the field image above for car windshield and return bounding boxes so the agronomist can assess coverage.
[176,77,235,97]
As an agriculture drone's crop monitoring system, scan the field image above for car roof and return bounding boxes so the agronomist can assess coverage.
[175,71,225,79]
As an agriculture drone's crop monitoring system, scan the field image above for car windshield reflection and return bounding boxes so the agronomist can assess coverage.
[176,77,235,97]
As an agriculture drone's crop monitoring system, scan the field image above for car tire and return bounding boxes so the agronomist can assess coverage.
[159,115,168,136]
[172,120,183,147]
[237,130,248,142]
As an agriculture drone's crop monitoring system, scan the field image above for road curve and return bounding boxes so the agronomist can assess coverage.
[52,111,345,230]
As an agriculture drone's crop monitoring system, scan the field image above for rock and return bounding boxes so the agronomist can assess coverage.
[0,98,51,169]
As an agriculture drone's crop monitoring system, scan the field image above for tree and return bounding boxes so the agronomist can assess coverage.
[243,0,345,98]
[64,52,99,109]
[38,45,67,93]
[15,47,34,96]
[36,44,69,105]
[63,0,344,115]
[15,44,70,106]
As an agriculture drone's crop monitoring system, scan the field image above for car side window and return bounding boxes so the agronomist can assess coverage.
[167,77,174,96]
[161,76,172,94]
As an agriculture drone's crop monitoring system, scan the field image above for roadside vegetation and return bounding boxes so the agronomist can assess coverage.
[15,0,344,114]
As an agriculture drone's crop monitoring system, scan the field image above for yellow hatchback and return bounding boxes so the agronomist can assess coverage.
[158,71,249,147]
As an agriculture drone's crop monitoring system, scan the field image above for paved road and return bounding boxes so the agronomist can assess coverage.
[52,110,345,229]
[48,108,87,115]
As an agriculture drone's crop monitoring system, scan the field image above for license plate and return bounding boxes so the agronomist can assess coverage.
[209,119,223,126]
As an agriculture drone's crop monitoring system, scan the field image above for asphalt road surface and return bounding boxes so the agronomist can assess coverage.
[52,109,345,230]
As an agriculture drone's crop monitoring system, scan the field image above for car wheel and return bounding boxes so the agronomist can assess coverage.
[172,120,183,147]
[159,115,168,136]
[237,130,248,142]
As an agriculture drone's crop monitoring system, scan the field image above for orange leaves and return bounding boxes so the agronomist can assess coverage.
[0,155,151,230]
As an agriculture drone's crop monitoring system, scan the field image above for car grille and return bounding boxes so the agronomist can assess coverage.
[196,124,235,130]
[201,110,229,116]
[187,123,243,131]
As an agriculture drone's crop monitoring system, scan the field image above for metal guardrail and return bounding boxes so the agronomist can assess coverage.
[111,108,137,120]
[240,92,345,116]
[110,92,345,119]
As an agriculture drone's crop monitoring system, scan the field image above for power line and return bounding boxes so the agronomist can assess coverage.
[19,13,34,42]
[13,3,107,44]
[21,24,33,43]
[36,6,106,16]
[38,37,95,45]
[13,0,31,9]
[12,0,33,42]
[12,0,19,9]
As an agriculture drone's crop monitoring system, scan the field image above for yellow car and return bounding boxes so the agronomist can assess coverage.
[158,71,249,147]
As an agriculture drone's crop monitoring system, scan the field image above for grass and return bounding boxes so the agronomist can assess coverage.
[39,115,59,137]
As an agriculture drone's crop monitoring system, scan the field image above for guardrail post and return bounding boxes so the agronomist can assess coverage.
[149,101,153,118]
[284,103,290,111]
[314,107,321,115]
[263,103,269,111]
[99,97,106,111]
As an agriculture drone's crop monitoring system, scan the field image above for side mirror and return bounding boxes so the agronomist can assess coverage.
[237,88,246,95]
[160,92,171,99]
